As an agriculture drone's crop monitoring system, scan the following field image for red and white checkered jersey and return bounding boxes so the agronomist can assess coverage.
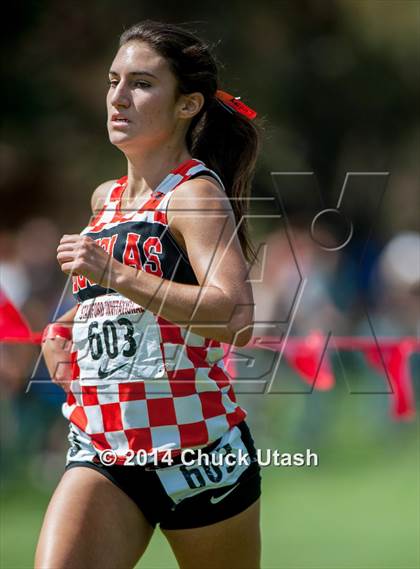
[62,158,247,463]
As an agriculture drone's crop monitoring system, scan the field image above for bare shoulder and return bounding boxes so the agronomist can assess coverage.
[91,179,117,214]
[167,175,235,253]
[168,175,231,214]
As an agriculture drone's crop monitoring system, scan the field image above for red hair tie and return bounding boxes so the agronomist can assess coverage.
[215,89,257,120]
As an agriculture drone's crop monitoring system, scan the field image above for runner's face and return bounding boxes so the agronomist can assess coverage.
[106,41,180,149]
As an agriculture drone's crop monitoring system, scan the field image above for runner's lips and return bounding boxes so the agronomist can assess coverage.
[111,114,130,123]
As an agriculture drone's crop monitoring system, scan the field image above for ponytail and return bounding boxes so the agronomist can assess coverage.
[189,97,262,264]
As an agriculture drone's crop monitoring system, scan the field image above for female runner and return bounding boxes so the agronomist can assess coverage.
[36,19,262,569]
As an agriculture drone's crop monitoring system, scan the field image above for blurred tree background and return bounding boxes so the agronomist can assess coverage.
[2,0,418,232]
[1,1,419,568]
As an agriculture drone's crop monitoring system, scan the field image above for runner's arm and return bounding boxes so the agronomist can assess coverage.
[41,181,115,391]
[96,180,250,345]
[42,304,78,393]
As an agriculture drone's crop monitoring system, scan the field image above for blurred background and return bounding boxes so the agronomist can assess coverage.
[1,1,419,568]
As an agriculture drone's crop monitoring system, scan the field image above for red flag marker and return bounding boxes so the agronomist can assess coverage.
[284,330,335,390]
[0,287,42,343]
[364,341,415,420]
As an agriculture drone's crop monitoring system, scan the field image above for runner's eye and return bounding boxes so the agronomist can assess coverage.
[134,81,151,89]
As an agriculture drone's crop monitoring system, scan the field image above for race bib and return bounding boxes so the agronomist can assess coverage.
[73,294,166,385]
[154,425,252,505]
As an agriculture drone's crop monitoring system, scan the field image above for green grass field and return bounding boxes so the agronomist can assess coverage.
[1,433,418,569]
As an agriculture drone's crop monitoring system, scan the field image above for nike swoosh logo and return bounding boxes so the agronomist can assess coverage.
[210,483,240,505]
[98,362,128,379]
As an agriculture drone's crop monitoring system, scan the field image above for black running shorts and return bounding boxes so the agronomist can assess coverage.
[64,420,261,530]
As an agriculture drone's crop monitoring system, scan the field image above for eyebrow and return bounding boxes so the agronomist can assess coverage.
[108,70,158,79]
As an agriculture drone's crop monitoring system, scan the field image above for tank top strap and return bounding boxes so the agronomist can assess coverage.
[107,175,128,204]
[87,176,127,231]
[87,161,224,232]
[153,159,226,197]
[186,163,226,193]
[153,160,227,246]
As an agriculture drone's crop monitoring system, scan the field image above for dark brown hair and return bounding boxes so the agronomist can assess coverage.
[119,20,262,264]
